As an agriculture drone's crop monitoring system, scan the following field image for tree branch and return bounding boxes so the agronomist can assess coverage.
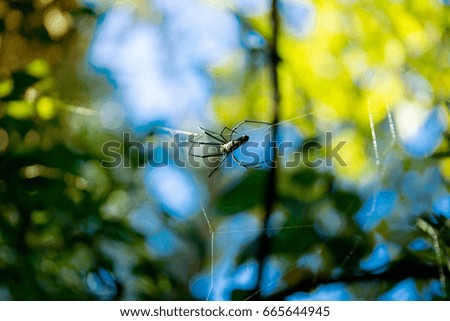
[265,259,450,300]
[254,0,281,299]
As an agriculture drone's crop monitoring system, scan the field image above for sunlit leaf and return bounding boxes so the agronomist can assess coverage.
[26,59,51,78]
[7,100,35,119]
[0,79,14,98]
[36,96,57,120]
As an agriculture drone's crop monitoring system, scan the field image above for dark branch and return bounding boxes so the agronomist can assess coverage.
[265,259,450,300]
[254,0,281,299]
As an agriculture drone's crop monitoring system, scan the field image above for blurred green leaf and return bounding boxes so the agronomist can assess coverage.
[7,101,35,119]
[218,170,267,215]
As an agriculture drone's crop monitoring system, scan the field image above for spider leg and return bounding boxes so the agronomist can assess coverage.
[232,152,271,169]
[198,126,223,136]
[199,126,227,143]
[188,133,222,159]
[208,154,229,177]
[187,134,222,146]
[220,127,233,141]
[230,120,273,138]
[188,140,222,146]
[190,153,224,158]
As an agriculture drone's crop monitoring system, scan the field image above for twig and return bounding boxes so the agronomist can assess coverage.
[265,258,450,300]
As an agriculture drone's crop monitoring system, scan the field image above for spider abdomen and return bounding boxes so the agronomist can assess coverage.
[220,141,235,153]
[220,135,250,153]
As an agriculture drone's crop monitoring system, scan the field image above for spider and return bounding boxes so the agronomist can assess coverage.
[189,120,273,177]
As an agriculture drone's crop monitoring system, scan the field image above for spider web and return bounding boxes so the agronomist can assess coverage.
[196,114,318,301]
[366,76,446,296]
[158,112,318,300]
[194,112,356,301]
[196,111,376,300]
[154,101,446,300]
